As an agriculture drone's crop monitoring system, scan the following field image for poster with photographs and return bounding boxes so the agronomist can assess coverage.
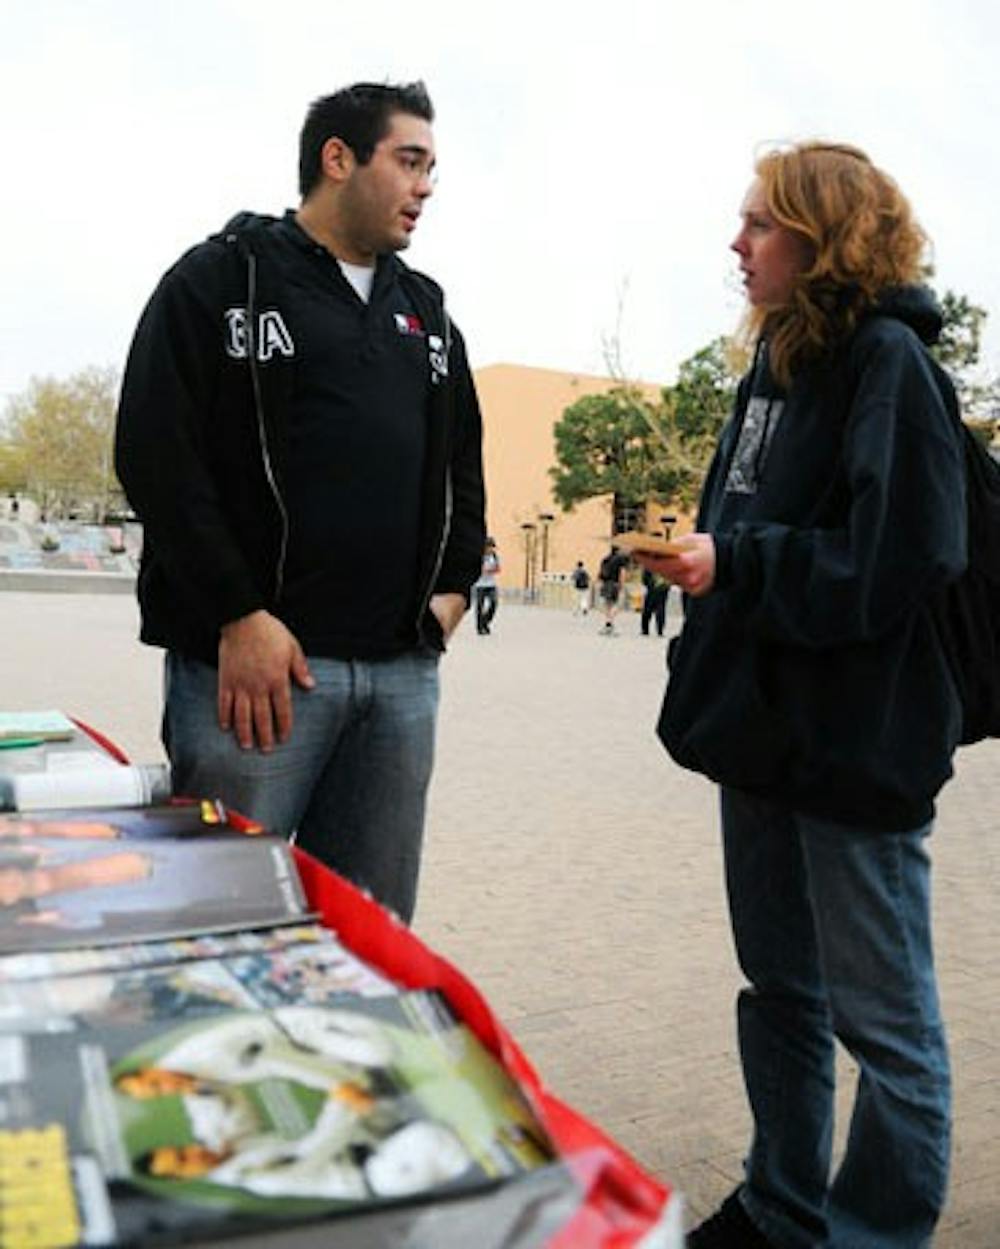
[0,931,400,1033]
[0,992,553,1247]
[0,805,310,954]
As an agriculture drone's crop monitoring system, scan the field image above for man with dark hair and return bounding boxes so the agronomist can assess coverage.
[115,81,486,924]
[298,82,434,196]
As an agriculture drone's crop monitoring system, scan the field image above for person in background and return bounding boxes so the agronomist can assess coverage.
[639,567,669,637]
[639,142,965,1248]
[571,560,591,615]
[473,537,500,635]
[597,545,629,635]
[115,82,486,925]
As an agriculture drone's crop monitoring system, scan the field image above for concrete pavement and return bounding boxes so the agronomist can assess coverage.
[1,591,996,1244]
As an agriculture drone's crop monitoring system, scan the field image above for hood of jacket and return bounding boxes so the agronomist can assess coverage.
[208,211,430,293]
[214,210,280,243]
[867,284,943,346]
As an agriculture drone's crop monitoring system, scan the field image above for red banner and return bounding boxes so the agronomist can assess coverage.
[293,847,676,1248]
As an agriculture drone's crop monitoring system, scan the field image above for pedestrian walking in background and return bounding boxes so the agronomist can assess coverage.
[639,142,965,1248]
[597,545,629,635]
[474,537,500,635]
[571,560,591,615]
[115,81,486,925]
[639,567,669,637]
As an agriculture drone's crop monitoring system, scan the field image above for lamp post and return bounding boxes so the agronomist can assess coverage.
[537,512,554,574]
[521,522,537,602]
[660,513,677,538]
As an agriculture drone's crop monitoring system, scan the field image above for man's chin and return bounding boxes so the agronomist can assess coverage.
[373,227,413,255]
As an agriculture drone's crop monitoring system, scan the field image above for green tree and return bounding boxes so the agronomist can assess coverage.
[668,338,742,503]
[2,366,119,518]
[929,287,999,424]
[0,443,29,496]
[549,337,740,521]
[932,289,986,379]
[550,384,678,513]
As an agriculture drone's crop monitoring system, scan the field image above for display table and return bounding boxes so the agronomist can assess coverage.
[0,716,684,1248]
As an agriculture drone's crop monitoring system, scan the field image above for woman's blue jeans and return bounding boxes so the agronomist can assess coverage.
[163,650,440,924]
[720,788,951,1249]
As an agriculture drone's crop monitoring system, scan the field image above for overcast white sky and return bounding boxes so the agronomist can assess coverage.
[1,0,998,403]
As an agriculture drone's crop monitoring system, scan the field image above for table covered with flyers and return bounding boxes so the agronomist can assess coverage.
[0,711,683,1249]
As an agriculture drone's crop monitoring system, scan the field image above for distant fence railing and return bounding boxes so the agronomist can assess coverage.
[500,573,643,611]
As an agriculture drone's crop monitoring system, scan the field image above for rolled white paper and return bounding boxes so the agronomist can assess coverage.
[10,764,172,812]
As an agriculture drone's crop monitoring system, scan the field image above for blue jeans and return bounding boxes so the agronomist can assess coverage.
[163,649,440,924]
[720,788,950,1249]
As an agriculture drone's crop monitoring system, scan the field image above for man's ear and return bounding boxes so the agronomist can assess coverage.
[319,136,355,185]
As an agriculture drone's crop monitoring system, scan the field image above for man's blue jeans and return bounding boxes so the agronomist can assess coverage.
[163,649,440,924]
[720,788,951,1249]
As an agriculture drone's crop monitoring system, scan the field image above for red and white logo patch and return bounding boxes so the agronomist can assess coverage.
[393,312,425,337]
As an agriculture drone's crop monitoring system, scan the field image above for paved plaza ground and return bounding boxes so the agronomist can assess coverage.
[1,590,997,1244]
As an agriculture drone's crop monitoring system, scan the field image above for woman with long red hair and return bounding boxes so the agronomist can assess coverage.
[643,143,965,1248]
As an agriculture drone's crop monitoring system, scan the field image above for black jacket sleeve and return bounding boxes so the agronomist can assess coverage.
[114,247,267,633]
[715,324,967,649]
[433,320,486,601]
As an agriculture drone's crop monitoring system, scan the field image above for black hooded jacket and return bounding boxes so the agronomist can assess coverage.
[115,212,486,662]
[658,287,967,830]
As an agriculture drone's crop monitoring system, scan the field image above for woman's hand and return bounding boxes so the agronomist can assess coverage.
[634,534,716,598]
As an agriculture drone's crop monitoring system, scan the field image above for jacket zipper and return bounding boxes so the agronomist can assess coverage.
[414,308,454,633]
[240,242,455,633]
[245,250,290,604]
[416,473,453,632]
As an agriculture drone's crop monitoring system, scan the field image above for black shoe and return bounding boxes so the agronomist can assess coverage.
[688,1191,775,1248]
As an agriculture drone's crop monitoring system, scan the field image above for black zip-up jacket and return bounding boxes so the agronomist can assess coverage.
[114,212,486,662]
[658,287,967,831]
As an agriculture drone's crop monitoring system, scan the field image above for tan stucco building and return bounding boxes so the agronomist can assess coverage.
[473,363,677,595]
